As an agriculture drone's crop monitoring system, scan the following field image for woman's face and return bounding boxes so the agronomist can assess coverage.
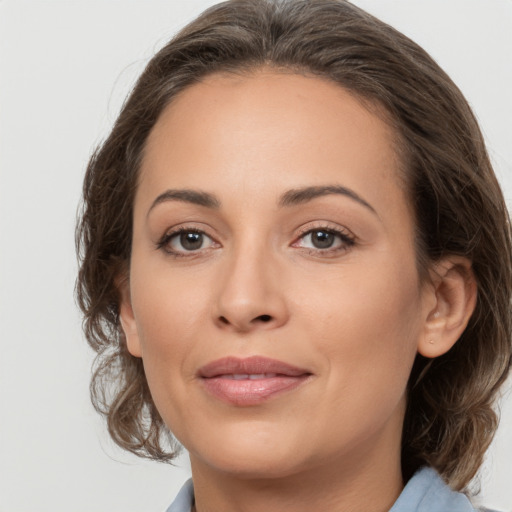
[121,71,436,479]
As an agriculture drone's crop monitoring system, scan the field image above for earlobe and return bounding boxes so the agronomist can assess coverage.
[117,274,143,358]
[418,257,477,359]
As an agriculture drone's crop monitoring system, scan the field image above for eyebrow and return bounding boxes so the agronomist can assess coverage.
[148,189,220,216]
[278,185,377,215]
[148,184,376,216]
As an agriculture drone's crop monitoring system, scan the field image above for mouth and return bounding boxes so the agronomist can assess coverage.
[198,356,313,406]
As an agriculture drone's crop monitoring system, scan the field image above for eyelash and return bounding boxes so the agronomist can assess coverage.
[292,225,356,256]
[156,224,356,258]
[156,227,218,258]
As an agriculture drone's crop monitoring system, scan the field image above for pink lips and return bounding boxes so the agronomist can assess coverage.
[198,356,312,406]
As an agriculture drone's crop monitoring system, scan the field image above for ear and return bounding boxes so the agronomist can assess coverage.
[418,256,477,359]
[117,273,143,358]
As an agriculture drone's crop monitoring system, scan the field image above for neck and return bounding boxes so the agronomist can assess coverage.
[189,439,404,512]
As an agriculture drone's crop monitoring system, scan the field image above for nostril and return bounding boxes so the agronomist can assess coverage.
[217,314,274,328]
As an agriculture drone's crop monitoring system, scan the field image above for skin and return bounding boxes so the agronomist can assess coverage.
[119,70,476,512]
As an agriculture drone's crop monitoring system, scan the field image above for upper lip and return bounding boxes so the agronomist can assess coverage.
[198,356,311,378]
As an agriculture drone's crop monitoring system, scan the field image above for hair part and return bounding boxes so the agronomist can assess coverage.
[76,0,512,491]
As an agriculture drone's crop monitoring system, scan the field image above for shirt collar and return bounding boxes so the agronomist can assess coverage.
[166,467,480,512]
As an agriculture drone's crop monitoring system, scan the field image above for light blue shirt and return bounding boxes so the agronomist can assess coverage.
[165,467,496,512]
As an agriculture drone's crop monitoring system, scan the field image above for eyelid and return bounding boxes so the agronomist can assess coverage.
[291,221,357,255]
[156,224,221,256]
[293,221,356,241]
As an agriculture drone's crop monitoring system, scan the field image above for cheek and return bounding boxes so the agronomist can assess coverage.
[296,258,422,407]
[131,255,211,340]
[129,262,212,399]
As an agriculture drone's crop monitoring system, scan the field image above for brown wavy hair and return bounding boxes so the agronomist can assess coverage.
[76,0,512,491]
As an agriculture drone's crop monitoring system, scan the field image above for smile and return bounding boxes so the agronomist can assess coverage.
[220,373,278,380]
[198,356,312,406]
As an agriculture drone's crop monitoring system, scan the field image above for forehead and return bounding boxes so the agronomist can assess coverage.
[143,70,399,170]
[138,70,410,225]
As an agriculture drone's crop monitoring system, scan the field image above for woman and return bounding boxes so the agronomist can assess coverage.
[76,1,512,510]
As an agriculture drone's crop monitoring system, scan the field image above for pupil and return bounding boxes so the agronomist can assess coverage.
[181,232,203,250]
[312,230,334,249]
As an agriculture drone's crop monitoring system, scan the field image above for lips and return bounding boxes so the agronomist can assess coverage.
[198,356,312,406]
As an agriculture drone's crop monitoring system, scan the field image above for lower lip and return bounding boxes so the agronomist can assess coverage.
[201,375,310,406]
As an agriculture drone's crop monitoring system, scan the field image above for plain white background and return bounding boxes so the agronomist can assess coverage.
[0,1,510,511]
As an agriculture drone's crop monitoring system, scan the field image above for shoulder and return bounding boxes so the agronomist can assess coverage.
[390,467,500,512]
[165,470,502,512]
[165,479,194,512]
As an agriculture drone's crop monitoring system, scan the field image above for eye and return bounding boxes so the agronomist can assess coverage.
[158,228,217,256]
[301,230,339,249]
[293,226,355,255]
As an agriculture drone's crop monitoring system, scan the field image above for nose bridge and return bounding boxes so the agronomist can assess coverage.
[214,233,287,331]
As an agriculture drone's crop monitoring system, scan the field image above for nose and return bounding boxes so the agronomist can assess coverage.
[213,247,289,333]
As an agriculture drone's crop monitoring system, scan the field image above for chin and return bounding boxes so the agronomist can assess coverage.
[186,422,312,479]
[194,451,307,480]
